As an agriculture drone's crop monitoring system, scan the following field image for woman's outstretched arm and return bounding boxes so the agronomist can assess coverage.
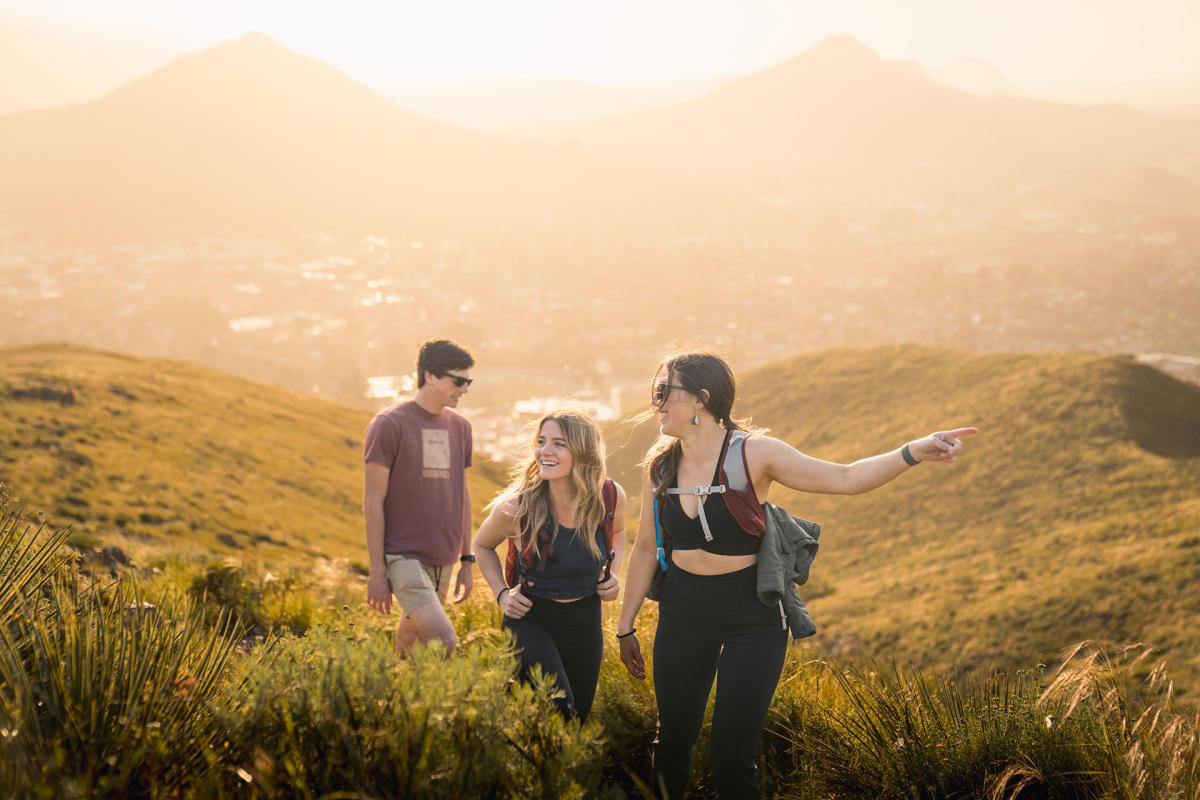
[752,427,978,496]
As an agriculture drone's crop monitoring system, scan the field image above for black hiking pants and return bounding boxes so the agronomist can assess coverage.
[503,592,603,721]
[652,563,788,799]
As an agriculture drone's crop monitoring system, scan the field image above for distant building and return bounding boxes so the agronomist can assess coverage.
[364,375,416,407]
[512,387,622,422]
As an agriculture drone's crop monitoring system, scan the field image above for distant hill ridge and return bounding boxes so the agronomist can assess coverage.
[0,32,699,241]
[0,342,506,564]
[2,31,1197,240]
[540,34,1200,207]
[605,345,1200,688]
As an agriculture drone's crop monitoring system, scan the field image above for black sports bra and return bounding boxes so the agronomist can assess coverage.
[662,460,761,556]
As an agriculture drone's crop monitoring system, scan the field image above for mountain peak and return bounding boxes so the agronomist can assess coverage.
[230,30,277,46]
[802,34,882,66]
[193,30,298,62]
[99,29,375,112]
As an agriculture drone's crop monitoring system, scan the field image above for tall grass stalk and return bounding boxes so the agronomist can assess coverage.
[773,657,1099,799]
[0,503,71,620]
[995,642,1200,800]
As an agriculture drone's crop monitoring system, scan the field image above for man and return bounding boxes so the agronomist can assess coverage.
[364,338,476,656]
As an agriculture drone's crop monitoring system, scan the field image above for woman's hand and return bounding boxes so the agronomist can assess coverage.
[597,572,620,602]
[499,585,533,619]
[619,633,646,680]
[908,427,978,463]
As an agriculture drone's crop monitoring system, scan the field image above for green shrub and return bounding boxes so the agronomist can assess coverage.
[64,528,102,551]
[187,560,314,635]
[189,560,263,631]
[211,622,613,799]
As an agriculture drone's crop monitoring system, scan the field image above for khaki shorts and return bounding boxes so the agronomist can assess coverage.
[385,554,453,616]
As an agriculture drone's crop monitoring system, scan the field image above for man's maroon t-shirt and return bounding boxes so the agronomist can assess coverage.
[363,400,473,566]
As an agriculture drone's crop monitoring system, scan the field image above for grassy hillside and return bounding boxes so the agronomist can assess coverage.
[5,342,1200,797]
[6,341,1199,688]
[606,345,1200,690]
[0,343,506,564]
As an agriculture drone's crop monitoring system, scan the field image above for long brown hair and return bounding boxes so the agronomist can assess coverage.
[640,350,755,499]
[490,408,607,559]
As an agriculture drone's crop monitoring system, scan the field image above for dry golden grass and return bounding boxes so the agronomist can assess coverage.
[0,342,506,566]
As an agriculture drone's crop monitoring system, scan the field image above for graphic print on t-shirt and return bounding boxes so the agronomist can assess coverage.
[422,428,451,479]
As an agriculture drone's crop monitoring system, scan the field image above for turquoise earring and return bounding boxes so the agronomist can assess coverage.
[691,414,699,426]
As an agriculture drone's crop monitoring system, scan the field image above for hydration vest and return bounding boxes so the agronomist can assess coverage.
[662,428,765,539]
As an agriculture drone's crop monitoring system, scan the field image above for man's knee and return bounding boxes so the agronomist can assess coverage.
[427,614,457,655]
[408,602,457,654]
[417,623,455,657]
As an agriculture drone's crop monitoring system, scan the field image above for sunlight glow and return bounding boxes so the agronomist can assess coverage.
[3,0,1198,87]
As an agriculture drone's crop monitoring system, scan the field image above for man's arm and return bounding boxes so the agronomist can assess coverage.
[451,472,475,603]
[364,462,392,613]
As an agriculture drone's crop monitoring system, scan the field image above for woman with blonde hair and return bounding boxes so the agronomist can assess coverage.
[474,408,626,720]
[617,350,977,798]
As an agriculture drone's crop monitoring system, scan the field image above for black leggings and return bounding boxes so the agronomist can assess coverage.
[652,563,788,800]
[502,593,603,720]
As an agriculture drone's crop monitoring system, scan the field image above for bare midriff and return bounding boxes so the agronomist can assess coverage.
[671,550,757,575]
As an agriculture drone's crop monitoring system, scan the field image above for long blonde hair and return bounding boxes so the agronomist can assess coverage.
[490,408,607,560]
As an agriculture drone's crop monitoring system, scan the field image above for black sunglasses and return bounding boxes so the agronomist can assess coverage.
[652,382,686,405]
[435,371,473,388]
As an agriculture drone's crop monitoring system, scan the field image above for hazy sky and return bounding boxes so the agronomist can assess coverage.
[4,0,1199,87]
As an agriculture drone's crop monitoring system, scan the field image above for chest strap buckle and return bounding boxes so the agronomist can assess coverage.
[666,484,726,541]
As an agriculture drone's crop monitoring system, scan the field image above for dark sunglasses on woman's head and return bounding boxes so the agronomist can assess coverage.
[435,371,473,388]
[652,383,686,405]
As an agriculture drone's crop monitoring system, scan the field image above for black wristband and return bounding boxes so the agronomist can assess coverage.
[616,628,636,639]
[901,443,920,467]
[496,587,510,604]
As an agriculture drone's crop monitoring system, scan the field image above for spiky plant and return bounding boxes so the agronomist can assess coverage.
[0,498,240,798]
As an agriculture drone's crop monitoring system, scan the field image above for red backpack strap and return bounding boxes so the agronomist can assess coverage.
[503,537,519,587]
[718,430,766,536]
[505,511,541,586]
[601,478,618,550]
[503,494,536,587]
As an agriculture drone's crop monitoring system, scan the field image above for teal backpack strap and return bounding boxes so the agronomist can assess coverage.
[654,496,669,571]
